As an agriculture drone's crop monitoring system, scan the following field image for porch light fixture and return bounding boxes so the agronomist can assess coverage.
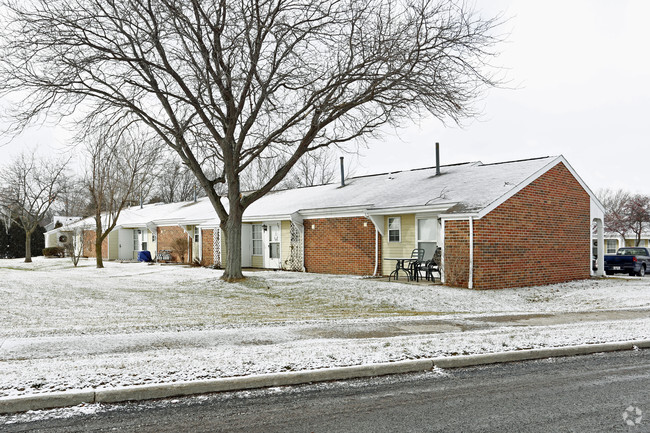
[262,224,268,232]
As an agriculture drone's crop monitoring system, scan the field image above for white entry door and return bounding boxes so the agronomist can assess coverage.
[264,222,281,269]
[118,229,135,260]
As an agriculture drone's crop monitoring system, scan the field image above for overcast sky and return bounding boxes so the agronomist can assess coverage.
[355,0,650,195]
[1,0,648,195]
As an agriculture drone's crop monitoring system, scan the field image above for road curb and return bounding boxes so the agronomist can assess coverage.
[2,339,649,415]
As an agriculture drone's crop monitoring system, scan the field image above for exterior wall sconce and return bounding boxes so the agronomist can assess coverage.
[262,224,268,232]
[311,224,315,230]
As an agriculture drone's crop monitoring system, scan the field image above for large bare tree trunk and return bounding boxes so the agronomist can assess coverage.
[24,229,33,263]
[222,201,244,281]
[95,239,104,268]
[94,214,104,268]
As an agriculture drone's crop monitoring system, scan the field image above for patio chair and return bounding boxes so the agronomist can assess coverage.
[414,247,442,282]
[408,248,425,280]
[427,247,442,282]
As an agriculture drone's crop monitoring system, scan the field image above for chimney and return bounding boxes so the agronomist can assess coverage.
[435,142,441,176]
[340,156,345,187]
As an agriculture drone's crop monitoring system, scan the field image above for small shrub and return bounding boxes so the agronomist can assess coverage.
[171,237,189,263]
[43,247,65,257]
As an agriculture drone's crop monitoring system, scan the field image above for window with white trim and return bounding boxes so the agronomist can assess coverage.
[388,217,401,242]
[252,225,263,255]
[606,239,618,254]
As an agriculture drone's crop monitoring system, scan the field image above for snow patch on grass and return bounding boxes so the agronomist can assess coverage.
[1,257,649,399]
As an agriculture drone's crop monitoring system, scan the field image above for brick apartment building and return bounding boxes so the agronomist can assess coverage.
[45,155,606,289]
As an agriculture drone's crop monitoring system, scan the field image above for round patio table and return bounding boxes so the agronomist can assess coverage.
[385,257,418,281]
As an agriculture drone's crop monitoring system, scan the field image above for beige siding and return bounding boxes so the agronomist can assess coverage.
[108,230,119,260]
[251,255,263,268]
[382,214,416,276]
[146,230,156,255]
[281,220,291,269]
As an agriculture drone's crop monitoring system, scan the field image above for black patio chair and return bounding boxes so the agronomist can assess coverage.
[408,248,425,280]
[414,247,442,282]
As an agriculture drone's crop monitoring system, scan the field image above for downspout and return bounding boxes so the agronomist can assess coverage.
[364,213,384,277]
[198,227,202,262]
[373,228,379,276]
[468,217,474,289]
[440,219,445,284]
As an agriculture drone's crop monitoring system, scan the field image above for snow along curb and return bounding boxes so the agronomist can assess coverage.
[2,339,650,414]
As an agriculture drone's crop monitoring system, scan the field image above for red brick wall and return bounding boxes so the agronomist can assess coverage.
[304,217,381,275]
[157,226,191,263]
[201,229,215,266]
[470,162,591,289]
[82,230,108,258]
[444,220,470,288]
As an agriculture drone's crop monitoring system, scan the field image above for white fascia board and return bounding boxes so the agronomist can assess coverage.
[120,223,148,229]
[439,214,478,221]
[197,221,220,229]
[151,218,180,226]
[296,205,371,219]
[179,219,210,226]
[366,203,456,216]
[241,214,293,223]
[154,218,208,226]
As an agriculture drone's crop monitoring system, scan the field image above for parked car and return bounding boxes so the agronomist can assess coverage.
[603,247,650,276]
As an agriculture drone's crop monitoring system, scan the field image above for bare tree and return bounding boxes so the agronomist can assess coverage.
[151,156,203,203]
[281,148,353,189]
[63,226,85,267]
[48,175,92,220]
[598,188,650,247]
[0,0,503,280]
[84,125,159,268]
[290,149,339,188]
[598,188,631,241]
[240,146,355,191]
[0,151,68,262]
[626,194,650,246]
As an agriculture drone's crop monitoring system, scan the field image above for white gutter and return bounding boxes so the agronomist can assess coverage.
[468,216,474,289]
[365,203,456,216]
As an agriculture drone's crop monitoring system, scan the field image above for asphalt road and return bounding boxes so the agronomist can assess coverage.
[2,349,649,432]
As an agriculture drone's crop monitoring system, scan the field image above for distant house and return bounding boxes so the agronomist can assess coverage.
[599,232,650,254]
[43,215,82,249]
[45,155,605,289]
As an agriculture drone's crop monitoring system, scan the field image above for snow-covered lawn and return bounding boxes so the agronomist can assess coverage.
[1,257,649,399]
